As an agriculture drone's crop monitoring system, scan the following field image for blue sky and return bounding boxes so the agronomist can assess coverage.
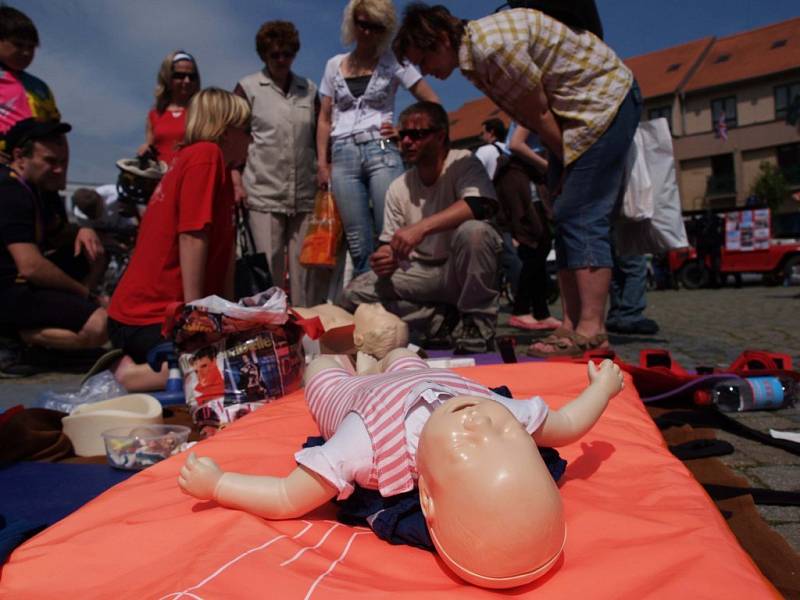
[19,0,800,183]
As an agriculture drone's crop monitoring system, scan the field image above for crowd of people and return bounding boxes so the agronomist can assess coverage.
[0,0,650,385]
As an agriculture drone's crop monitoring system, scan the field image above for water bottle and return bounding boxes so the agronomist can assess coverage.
[711,376,797,412]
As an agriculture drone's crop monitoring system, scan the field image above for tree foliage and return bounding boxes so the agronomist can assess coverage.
[750,161,790,211]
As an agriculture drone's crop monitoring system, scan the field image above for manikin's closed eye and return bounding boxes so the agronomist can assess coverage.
[450,400,477,413]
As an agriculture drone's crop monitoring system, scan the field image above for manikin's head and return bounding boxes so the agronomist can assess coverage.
[353,303,408,359]
[417,396,566,589]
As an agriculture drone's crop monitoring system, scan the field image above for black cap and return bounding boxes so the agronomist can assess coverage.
[4,118,72,152]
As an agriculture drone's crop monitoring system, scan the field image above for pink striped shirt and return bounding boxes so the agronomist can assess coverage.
[303,356,492,497]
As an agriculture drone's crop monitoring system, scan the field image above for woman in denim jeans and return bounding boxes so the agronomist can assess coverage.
[395,4,641,357]
[316,0,438,277]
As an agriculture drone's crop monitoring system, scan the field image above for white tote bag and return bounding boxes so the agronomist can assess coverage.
[621,127,654,221]
[615,118,689,256]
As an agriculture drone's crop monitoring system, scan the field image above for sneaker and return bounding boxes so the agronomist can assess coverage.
[420,304,460,349]
[605,318,660,335]
[453,315,495,355]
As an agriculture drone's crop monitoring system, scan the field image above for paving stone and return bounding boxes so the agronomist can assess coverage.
[715,431,800,466]
[747,466,800,491]
[773,523,800,555]
[756,505,800,524]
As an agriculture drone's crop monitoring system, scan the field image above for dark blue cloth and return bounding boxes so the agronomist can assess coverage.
[0,462,134,562]
[301,384,567,550]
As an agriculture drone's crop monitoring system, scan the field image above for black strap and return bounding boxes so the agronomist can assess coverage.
[703,484,800,507]
[655,408,800,457]
[236,205,258,258]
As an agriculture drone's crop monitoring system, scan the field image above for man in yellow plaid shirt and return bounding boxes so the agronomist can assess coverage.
[394,4,641,358]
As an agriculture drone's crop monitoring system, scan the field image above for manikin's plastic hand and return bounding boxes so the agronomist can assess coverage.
[533,359,624,448]
[587,359,624,398]
[178,452,224,501]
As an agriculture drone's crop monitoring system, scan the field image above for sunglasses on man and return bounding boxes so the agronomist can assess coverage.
[354,18,386,33]
[398,128,440,141]
[172,72,198,81]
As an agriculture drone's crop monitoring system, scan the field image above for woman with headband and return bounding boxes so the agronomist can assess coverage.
[137,50,201,165]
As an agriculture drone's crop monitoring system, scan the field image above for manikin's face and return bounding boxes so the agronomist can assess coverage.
[353,302,394,332]
[417,395,566,588]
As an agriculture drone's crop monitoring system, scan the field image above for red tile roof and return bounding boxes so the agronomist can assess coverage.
[448,96,509,142]
[624,37,714,99]
[683,17,800,93]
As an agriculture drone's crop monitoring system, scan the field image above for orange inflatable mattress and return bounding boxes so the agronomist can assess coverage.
[0,363,778,599]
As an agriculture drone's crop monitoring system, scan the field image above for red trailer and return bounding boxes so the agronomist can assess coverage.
[669,208,800,288]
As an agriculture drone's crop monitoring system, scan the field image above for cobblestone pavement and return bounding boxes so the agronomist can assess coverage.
[3,284,799,556]
[498,283,800,554]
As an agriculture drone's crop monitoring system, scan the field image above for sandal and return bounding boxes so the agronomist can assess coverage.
[526,330,609,358]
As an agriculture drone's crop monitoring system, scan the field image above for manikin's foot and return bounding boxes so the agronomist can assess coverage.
[508,315,563,331]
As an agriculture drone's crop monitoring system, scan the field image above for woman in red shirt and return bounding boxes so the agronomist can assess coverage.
[137,50,201,166]
[109,87,252,391]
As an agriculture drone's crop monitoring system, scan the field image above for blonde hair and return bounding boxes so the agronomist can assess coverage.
[154,50,200,113]
[340,0,396,54]
[183,88,251,146]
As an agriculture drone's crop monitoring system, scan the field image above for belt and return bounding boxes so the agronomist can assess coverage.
[351,130,383,144]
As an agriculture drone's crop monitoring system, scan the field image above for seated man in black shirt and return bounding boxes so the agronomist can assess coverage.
[0,119,108,351]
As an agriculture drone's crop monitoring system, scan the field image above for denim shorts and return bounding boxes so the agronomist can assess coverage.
[548,82,642,270]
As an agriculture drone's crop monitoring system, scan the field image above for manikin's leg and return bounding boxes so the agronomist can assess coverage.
[20,307,108,350]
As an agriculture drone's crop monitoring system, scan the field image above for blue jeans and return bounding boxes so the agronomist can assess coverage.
[330,137,404,275]
[548,82,642,270]
[606,253,648,325]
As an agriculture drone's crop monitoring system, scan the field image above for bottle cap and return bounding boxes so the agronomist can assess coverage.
[694,389,712,406]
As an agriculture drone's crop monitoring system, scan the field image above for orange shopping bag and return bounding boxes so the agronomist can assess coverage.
[299,189,343,268]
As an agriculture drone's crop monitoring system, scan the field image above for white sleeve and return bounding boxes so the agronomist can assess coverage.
[457,154,498,201]
[490,392,550,435]
[394,55,422,90]
[319,56,339,98]
[473,146,495,177]
[294,412,373,501]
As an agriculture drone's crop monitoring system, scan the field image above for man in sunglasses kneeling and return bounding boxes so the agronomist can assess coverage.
[343,101,502,354]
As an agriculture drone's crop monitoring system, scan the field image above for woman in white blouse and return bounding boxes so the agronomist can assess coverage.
[316,0,438,277]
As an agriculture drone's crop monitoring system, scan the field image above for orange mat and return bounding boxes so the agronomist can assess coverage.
[0,363,778,599]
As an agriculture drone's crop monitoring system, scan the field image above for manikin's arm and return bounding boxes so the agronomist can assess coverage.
[533,360,623,447]
[178,453,337,520]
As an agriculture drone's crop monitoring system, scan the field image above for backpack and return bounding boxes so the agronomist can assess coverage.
[504,0,604,39]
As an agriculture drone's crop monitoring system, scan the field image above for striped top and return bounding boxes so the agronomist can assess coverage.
[458,8,633,165]
[303,356,493,497]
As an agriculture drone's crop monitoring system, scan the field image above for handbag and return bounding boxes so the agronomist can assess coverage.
[614,118,689,256]
[234,206,272,300]
[299,189,343,268]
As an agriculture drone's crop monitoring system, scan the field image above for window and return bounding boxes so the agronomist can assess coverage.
[771,39,787,49]
[714,53,731,64]
[706,154,736,196]
[648,106,672,132]
[775,82,800,119]
[666,63,681,72]
[711,96,737,129]
[777,143,800,185]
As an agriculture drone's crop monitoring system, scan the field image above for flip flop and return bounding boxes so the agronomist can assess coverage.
[526,331,609,358]
[81,348,125,385]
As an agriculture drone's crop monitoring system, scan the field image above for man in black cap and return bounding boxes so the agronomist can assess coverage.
[0,118,107,360]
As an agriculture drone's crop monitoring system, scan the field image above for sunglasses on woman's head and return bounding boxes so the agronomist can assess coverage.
[354,18,386,33]
[398,128,439,141]
[172,72,198,81]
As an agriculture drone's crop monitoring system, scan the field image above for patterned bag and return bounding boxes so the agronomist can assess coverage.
[169,289,304,431]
